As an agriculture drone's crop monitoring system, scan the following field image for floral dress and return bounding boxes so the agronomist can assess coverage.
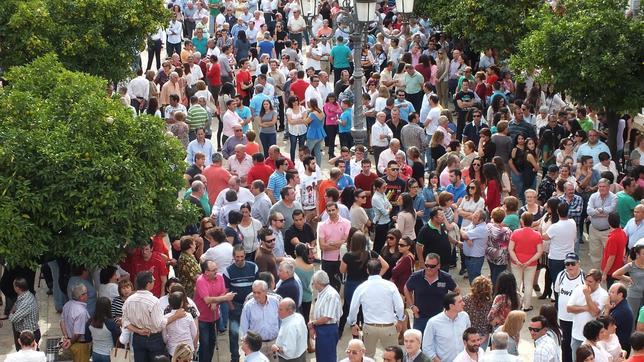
[486,223,511,267]
[175,252,201,298]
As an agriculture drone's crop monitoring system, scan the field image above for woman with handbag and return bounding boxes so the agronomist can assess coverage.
[85,297,120,362]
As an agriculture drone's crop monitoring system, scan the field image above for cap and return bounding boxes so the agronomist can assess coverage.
[548,165,559,173]
[564,252,579,263]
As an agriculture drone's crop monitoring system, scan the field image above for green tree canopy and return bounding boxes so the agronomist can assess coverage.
[0,0,168,82]
[0,54,198,269]
[416,0,541,55]
[511,0,644,152]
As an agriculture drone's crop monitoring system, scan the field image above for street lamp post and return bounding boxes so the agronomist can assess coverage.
[301,0,416,148]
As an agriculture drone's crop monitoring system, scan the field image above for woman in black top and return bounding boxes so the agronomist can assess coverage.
[338,231,389,337]
[509,134,527,200]
[380,229,403,280]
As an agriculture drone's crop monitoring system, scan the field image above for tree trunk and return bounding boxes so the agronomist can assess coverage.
[606,109,619,163]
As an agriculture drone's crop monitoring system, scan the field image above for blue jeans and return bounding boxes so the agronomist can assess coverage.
[229,302,243,361]
[132,332,166,362]
[425,140,434,171]
[217,302,229,332]
[307,138,324,165]
[260,132,276,156]
[511,170,525,203]
[548,258,565,301]
[571,338,583,362]
[48,260,68,312]
[289,133,306,162]
[413,317,429,335]
[92,352,110,362]
[315,324,339,362]
[464,256,485,285]
[340,279,362,334]
[488,262,507,288]
[199,321,217,362]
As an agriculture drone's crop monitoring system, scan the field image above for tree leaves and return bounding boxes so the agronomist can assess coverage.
[0,0,168,81]
[511,0,644,113]
[0,54,199,268]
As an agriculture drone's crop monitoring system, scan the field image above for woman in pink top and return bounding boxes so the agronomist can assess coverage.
[508,212,543,311]
[322,94,342,158]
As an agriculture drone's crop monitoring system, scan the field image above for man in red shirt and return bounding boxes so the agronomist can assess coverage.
[247,152,274,186]
[354,158,379,217]
[206,55,221,95]
[202,152,232,205]
[128,242,169,298]
[602,213,628,287]
[289,70,310,103]
[236,59,253,102]
[264,145,295,170]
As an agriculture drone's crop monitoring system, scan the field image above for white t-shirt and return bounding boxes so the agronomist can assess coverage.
[553,270,585,321]
[202,242,234,271]
[425,106,442,136]
[286,107,307,136]
[6,350,46,362]
[546,219,577,260]
[460,197,485,228]
[299,172,318,210]
[567,285,608,341]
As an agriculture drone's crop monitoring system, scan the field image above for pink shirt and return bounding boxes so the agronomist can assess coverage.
[318,217,351,261]
[222,110,242,138]
[194,274,227,322]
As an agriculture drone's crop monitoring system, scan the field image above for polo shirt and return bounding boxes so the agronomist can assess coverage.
[267,171,287,202]
[129,252,169,297]
[405,270,457,319]
[610,299,634,350]
[601,228,627,275]
[617,191,638,227]
[330,44,351,68]
[247,163,274,186]
[318,217,351,261]
[445,182,466,202]
[187,104,208,130]
[194,273,227,322]
[403,71,424,94]
[417,222,451,263]
[284,224,315,256]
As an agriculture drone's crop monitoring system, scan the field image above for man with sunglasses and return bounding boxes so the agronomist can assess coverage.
[553,252,585,362]
[404,253,458,334]
[530,315,560,362]
[462,109,488,145]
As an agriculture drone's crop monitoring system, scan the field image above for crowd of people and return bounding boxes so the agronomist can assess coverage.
[1,0,644,361]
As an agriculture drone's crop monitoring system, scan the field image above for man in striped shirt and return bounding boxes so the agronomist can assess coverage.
[309,270,342,362]
[224,245,260,362]
[187,96,208,140]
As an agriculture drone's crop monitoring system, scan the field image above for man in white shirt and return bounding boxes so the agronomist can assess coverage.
[530,315,561,362]
[212,176,254,221]
[377,138,406,175]
[222,99,243,143]
[127,69,150,113]
[543,202,577,302]
[348,259,405,358]
[481,331,520,362]
[166,13,183,56]
[6,330,46,362]
[317,71,333,101]
[553,252,585,362]
[371,112,394,168]
[304,75,324,109]
[271,298,307,361]
[567,269,608,359]
[454,327,485,362]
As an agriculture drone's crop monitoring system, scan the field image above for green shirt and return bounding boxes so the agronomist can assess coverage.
[639,305,644,323]
[330,44,351,69]
[187,104,208,130]
[579,117,594,132]
[404,71,425,94]
[209,0,221,16]
[616,191,638,227]
[503,214,520,231]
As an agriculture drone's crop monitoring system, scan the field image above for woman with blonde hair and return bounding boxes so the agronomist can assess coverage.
[463,276,494,348]
[172,343,194,362]
[374,85,390,112]
[495,310,526,356]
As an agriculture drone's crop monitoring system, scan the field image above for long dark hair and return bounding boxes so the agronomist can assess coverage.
[494,271,520,311]
[545,198,561,224]
[539,305,562,343]
[349,231,370,265]
[295,243,311,264]
[259,99,274,117]
[399,193,415,215]
[468,157,485,185]
[238,30,248,42]
[90,297,112,328]
[482,162,501,188]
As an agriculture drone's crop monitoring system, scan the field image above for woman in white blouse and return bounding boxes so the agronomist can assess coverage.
[458,180,486,229]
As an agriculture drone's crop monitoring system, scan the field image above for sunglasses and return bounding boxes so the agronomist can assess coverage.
[425,264,439,269]
[473,163,481,166]
[528,327,543,332]
[275,219,285,222]
[468,186,476,189]
[398,243,409,247]
[565,262,576,266]
[390,168,399,172]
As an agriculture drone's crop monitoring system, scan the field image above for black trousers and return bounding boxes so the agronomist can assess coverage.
[406,91,424,115]
[321,260,341,292]
[146,39,162,71]
[560,319,573,362]
[325,124,339,156]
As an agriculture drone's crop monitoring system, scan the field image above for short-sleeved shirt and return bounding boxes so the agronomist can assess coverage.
[284,224,315,256]
[568,284,608,341]
[405,270,457,319]
[330,44,351,68]
[318,217,351,261]
[510,227,543,266]
[616,191,638,227]
[129,253,169,297]
[194,274,227,322]
[417,222,451,263]
[601,228,627,276]
[343,250,379,282]
[502,214,520,231]
[462,222,488,258]
[547,219,577,260]
[267,171,287,202]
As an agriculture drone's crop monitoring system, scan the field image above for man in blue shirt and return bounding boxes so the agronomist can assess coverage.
[422,291,471,362]
[445,169,467,202]
[329,36,352,85]
[606,282,634,352]
[459,210,489,284]
[224,245,260,362]
[577,129,612,164]
[338,99,353,149]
